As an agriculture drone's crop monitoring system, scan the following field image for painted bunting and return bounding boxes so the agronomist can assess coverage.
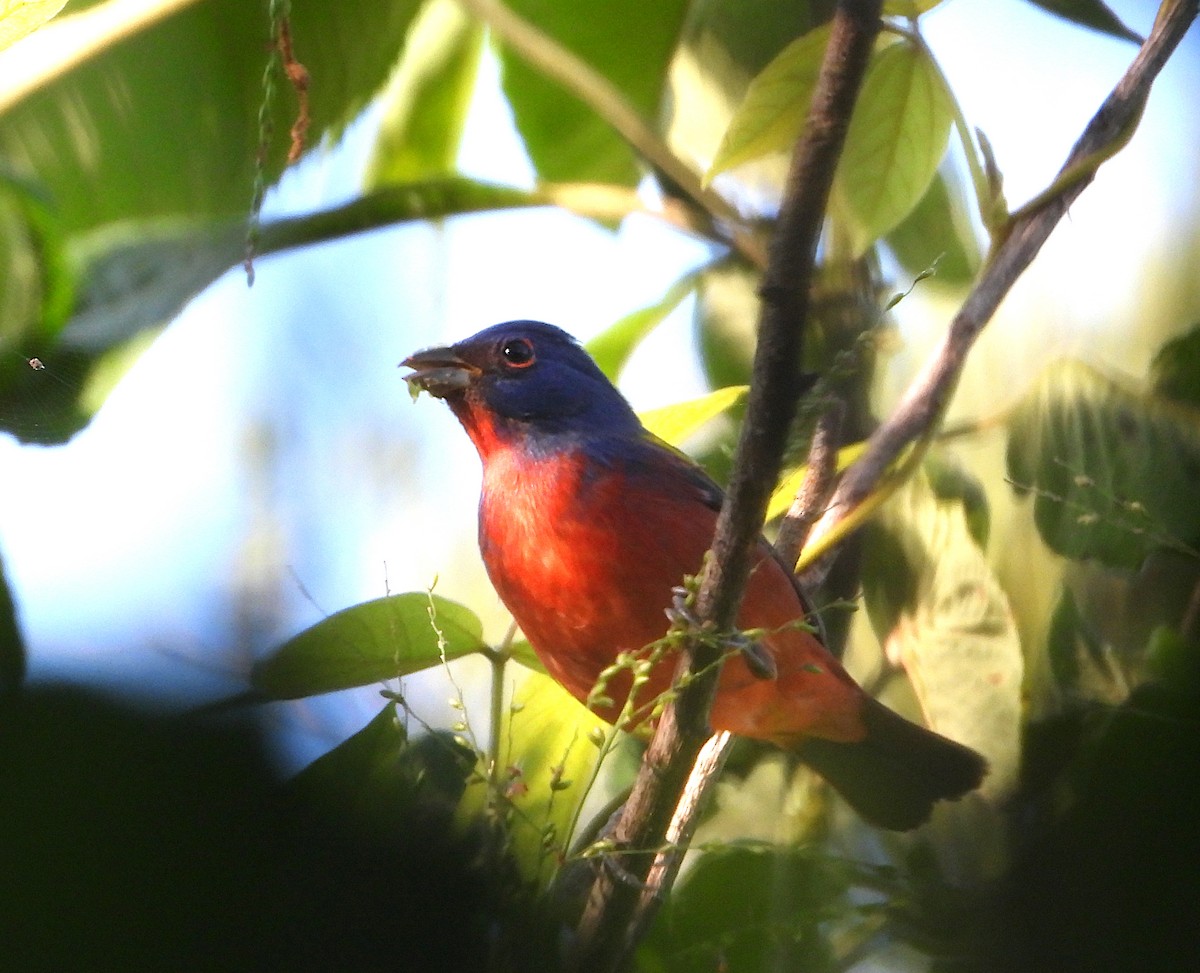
[403,321,985,830]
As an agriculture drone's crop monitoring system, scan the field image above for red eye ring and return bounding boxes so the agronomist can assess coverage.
[499,337,536,368]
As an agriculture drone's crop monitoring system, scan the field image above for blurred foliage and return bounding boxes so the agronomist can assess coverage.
[1,0,1198,971]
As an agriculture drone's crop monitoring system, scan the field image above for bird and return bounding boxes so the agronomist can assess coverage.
[402,321,985,830]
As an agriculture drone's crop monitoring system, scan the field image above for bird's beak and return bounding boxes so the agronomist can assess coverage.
[400,345,481,399]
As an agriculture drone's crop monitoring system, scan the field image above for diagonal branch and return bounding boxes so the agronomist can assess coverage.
[803,0,1200,563]
[571,2,885,969]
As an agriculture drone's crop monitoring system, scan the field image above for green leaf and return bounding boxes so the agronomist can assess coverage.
[0,0,421,231]
[507,639,547,674]
[252,593,487,700]
[639,385,748,447]
[1024,0,1143,44]
[363,0,484,187]
[833,39,955,256]
[497,0,691,184]
[0,0,67,52]
[884,167,981,286]
[0,550,24,695]
[883,0,946,14]
[694,260,758,392]
[458,670,617,887]
[0,168,72,357]
[289,702,477,833]
[1145,625,1200,698]
[925,452,990,548]
[706,24,831,181]
[861,468,1022,799]
[1045,587,1123,700]
[585,270,700,380]
[1005,359,1200,568]
[640,844,849,972]
[61,180,538,356]
[0,0,424,436]
[1150,323,1200,410]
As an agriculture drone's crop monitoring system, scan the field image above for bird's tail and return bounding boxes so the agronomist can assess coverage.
[793,695,987,831]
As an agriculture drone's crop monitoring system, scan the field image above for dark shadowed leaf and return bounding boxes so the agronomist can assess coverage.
[640,844,850,972]
[1006,359,1200,568]
[0,551,24,694]
[252,593,487,699]
[1024,0,1143,44]
[497,0,690,184]
[289,701,476,830]
[1045,587,1123,701]
[1150,323,1200,410]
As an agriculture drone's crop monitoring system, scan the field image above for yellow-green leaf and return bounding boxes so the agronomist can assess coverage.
[706,24,831,181]
[639,385,748,447]
[586,269,701,380]
[0,0,66,53]
[456,671,622,887]
[834,40,954,256]
[765,440,866,521]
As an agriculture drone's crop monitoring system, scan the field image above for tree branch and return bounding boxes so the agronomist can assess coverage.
[571,3,884,969]
[803,0,1199,561]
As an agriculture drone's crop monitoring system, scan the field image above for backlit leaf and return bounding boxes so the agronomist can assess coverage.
[766,441,866,521]
[586,270,700,380]
[862,468,1023,800]
[457,670,619,887]
[252,593,487,700]
[639,385,748,447]
[497,0,690,184]
[885,167,981,286]
[1006,359,1200,568]
[0,550,24,694]
[833,40,954,256]
[706,24,831,180]
[0,0,66,52]
[364,0,484,186]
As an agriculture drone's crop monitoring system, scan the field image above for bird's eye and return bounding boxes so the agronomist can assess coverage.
[499,337,536,368]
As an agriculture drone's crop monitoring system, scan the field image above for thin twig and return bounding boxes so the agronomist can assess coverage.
[803,0,1199,557]
[571,3,884,969]
[638,730,732,913]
